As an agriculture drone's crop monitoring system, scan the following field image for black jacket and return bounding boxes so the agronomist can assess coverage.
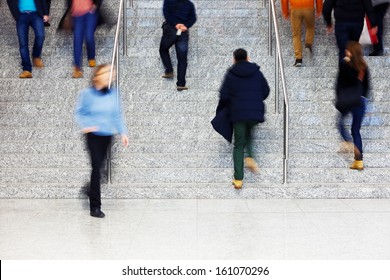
[336,60,370,98]
[163,0,197,28]
[218,61,270,123]
[7,0,49,20]
[323,0,376,27]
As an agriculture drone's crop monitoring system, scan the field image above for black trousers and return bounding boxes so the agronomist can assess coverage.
[86,133,112,210]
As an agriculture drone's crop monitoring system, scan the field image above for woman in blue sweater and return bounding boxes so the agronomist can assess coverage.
[75,64,128,218]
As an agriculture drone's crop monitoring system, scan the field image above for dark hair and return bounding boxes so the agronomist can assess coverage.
[233,48,247,62]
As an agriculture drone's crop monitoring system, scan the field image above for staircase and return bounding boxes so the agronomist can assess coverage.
[0,0,389,199]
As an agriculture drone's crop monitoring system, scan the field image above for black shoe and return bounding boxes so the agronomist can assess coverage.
[293,59,302,67]
[44,22,51,27]
[162,72,174,79]
[369,50,384,56]
[177,85,188,91]
[90,209,105,218]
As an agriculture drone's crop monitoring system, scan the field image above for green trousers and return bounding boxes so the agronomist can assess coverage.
[233,121,258,180]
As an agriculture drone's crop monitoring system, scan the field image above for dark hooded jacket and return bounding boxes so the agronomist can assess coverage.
[217,61,270,123]
[163,0,197,28]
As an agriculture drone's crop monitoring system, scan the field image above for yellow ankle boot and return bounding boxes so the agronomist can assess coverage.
[350,160,364,170]
[244,157,259,173]
[232,179,243,189]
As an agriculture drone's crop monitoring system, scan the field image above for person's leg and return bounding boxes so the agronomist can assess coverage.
[244,121,259,173]
[175,31,189,87]
[334,22,351,60]
[86,134,112,211]
[85,12,98,61]
[372,3,389,53]
[16,13,32,72]
[233,122,248,181]
[303,8,315,49]
[159,24,176,75]
[350,101,366,160]
[290,9,303,60]
[73,15,86,68]
[30,13,45,60]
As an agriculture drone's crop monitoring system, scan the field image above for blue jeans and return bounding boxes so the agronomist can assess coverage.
[16,12,45,72]
[335,21,364,60]
[73,12,98,68]
[159,23,189,87]
[337,98,366,160]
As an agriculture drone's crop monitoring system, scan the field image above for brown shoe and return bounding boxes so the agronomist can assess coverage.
[162,72,174,79]
[88,59,96,67]
[72,67,83,78]
[33,57,44,68]
[244,157,259,174]
[177,85,189,91]
[232,179,243,189]
[19,70,32,78]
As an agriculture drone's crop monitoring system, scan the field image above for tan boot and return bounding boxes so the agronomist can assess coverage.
[232,179,243,189]
[350,160,364,170]
[88,59,96,67]
[19,70,32,78]
[72,67,83,78]
[33,57,44,68]
[338,141,354,153]
[244,157,259,173]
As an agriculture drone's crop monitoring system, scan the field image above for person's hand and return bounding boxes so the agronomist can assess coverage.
[121,135,129,147]
[81,126,98,134]
[326,25,333,34]
[43,15,49,22]
[370,26,378,36]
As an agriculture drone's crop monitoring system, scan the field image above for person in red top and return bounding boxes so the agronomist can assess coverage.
[281,0,323,67]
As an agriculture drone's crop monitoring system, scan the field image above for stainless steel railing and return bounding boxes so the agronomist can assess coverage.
[267,0,290,184]
[107,0,130,184]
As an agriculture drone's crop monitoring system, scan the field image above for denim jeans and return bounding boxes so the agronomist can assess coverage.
[86,133,112,211]
[73,12,98,68]
[233,121,258,180]
[159,23,189,87]
[337,97,366,160]
[16,12,45,72]
[334,21,364,60]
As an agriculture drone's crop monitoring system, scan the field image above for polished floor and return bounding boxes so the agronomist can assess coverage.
[1,198,390,260]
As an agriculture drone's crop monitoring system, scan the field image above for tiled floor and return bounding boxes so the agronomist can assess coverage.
[1,198,390,260]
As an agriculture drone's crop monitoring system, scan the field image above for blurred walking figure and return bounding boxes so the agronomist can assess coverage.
[323,0,377,60]
[7,0,50,78]
[61,0,103,78]
[159,0,196,91]
[75,64,128,218]
[281,0,323,67]
[369,0,389,56]
[216,49,270,189]
[335,41,370,170]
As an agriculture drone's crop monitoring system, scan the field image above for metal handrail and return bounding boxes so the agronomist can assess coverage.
[267,0,290,184]
[107,0,127,184]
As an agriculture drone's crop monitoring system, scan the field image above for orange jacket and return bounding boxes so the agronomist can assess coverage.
[281,0,323,18]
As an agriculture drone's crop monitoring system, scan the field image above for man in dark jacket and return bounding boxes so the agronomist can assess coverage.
[217,48,270,189]
[322,0,377,60]
[7,0,50,78]
[159,0,196,91]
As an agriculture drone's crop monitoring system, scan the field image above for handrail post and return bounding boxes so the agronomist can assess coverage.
[268,0,290,184]
[107,0,125,184]
[268,0,272,56]
[123,0,127,56]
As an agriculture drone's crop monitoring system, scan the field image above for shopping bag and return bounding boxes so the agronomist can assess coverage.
[359,16,378,45]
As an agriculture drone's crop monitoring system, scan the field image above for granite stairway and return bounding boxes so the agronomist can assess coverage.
[0,0,389,198]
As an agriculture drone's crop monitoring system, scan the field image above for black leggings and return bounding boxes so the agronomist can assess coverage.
[86,133,112,210]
